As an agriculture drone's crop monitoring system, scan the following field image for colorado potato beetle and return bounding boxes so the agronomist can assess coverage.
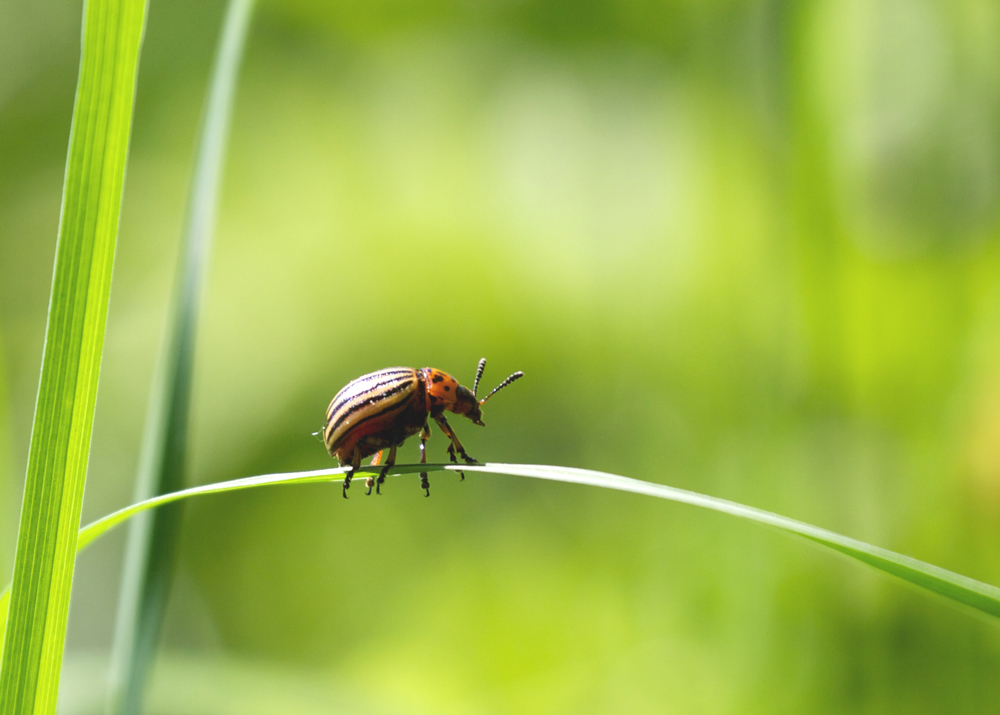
[323,358,523,497]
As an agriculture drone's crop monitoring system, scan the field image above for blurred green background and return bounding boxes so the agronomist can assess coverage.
[4,0,1000,712]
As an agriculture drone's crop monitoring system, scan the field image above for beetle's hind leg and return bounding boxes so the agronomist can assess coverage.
[364,450,383,495]
[373,444,397,495]
[434,415,476,482]
[343,446,361,498]
[419,422,431,496]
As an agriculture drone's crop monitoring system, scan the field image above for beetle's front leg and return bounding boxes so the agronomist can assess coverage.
[343,446,361,498]
[434,415,476,482]
[445,444,465,482]
[419,422,431,496]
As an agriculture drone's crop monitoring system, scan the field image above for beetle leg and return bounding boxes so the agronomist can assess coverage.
[343,446,361,498]
[419,422,431,496]
[446,444,465,482]
[365,450,383,495]
[434,415,476,482]
[375,444,396,495]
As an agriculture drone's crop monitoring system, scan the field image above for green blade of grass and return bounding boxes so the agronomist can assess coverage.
[2,461,998,641]
[467,464,1000,618]
[107,3,254,712]
[0,0,148,710]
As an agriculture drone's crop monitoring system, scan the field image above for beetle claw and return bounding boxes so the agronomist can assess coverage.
[365,476,374,496]
[342,469,354,499]
[420,472,430,497]
[454,444,477,465]
[375,463,390,496]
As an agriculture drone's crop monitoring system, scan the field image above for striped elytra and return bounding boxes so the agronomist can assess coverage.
[323,359,523,498]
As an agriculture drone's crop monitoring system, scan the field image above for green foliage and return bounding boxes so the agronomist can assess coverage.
[0,0,147,710]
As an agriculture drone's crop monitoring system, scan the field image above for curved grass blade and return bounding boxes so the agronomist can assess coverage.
[465,464,1000,619]
[107,3,255,712]
[0,462,997,642]
[0,0,148,710]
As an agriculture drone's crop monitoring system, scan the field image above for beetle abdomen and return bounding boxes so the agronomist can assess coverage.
[324,367,425,459]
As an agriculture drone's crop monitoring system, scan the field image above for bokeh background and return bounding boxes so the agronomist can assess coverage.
[4,0,1000,712]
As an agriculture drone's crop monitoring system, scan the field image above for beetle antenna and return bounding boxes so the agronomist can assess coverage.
[479,371,524,405]
[473,357,487,398]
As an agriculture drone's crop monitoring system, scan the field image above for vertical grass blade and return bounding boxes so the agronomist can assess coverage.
[0,0,148,711]
[107,2,254,713]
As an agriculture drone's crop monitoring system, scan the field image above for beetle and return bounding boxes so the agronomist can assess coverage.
[323,358,523,497]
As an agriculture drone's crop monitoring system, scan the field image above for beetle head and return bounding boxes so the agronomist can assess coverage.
[452,384,485,425]
[455,357,523,426]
